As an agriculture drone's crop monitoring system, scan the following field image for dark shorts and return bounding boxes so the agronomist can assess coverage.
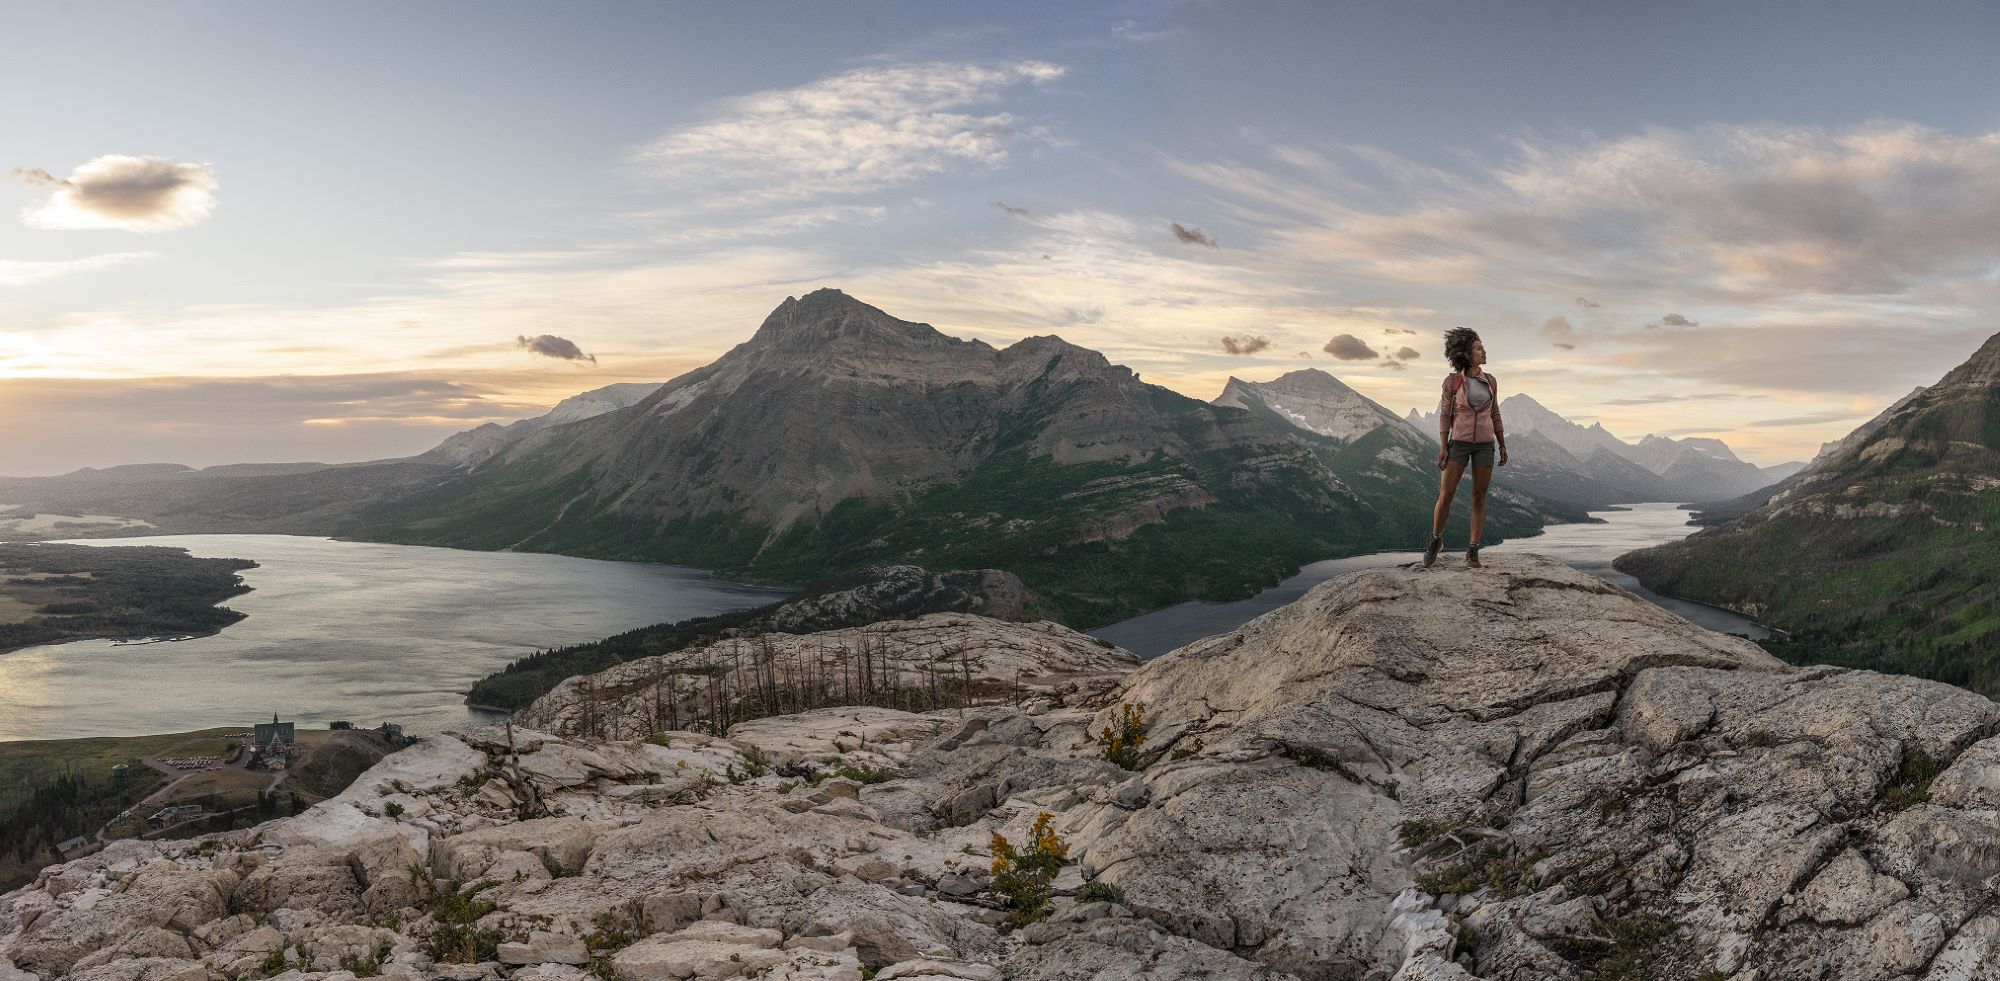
[1448,440,1496,468]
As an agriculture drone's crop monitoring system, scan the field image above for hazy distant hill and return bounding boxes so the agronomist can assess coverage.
[1618,329,2000,692]
[422,381,663,467]
[352,290,1580,625]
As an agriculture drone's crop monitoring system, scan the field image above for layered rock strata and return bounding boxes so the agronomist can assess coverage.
[7,554,1999,981]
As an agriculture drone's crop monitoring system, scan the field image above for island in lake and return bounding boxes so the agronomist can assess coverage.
[0,542,257,655]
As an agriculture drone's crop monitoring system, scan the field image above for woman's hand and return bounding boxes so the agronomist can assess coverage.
[1437,449,1449,471]
[1498,445,1509,467]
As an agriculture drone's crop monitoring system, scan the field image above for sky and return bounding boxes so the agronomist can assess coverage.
[3,0,1998,475]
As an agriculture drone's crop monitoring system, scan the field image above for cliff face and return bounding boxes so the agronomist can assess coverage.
[10,555,1998,981]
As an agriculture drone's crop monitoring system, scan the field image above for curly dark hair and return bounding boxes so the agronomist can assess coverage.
[1443,327,1482,373]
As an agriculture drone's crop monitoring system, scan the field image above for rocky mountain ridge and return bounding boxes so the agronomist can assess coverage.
[346,290,1578,626]
[13,554,2000,980]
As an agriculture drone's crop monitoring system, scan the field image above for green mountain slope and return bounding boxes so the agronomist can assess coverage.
[351,291,1577,627]
[1616,330,2000,691]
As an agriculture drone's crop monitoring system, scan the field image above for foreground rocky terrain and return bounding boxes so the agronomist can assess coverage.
[8,554,2000,980]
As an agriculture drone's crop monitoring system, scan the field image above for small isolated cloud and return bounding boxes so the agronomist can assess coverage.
[1219,334,1271,355]
[1380,359,1408,371]
[7,167,60,187]
[993,201,1031,217]
[1383,326,1418,335]
[1170,222,1219,249]
[1323,334,1379,360]
[516,334,598,364]
[1575,296,1601,308]
[1540,315,1579,348]
[22,155,219,232]
[1296,351,1312,358]
[1661,313,1698,327]
[1394,346,1421,360]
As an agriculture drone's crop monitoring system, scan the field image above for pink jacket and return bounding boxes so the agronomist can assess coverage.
[1438,371,1505,444]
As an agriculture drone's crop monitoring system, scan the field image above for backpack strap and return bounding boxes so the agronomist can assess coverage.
[1447,373,1463,393]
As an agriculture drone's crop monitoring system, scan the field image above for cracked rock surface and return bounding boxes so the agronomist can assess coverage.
[6,553,1997,981]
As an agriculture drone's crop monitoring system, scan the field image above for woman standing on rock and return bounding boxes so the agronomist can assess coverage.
[1424,327,1507,569]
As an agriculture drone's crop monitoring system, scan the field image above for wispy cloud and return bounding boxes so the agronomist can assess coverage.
[21,155,219,232]
[1219,334,1270,355]
[635,61,1065,206]
[0,252,157,287]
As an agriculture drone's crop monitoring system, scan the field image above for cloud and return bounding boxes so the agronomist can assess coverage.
[21,155,219,232]
[1170,222,1220,248]
[1110,19,1176,43]
[7,167,60,187]
[1053,305,1104,326]
[636,61,1065,205]
[0,251,156,287]
[516,334,598,364]
[1219,334,1271,355]
[1745,411,1867,427]
[1169,122,2000,301]
[1539,315,1579,348]
[994,201,1031,217]
[1323,334,1379,360]
[1380,359,1408,370]
[1660,313,1698,327]
[1600,392,1761,406]
[1575,296,1601,308]
[1383,326,1418,335]
[1393,346,1421,360]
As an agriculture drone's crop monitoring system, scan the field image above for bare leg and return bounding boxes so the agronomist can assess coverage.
[1432,459,1468,536]
[1469,464,1493,542]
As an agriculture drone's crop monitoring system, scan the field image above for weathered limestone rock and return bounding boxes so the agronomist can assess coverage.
[10,553,2000,981]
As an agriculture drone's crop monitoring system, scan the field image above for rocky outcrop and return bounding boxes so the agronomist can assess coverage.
[9,554,1999,981]
[514,612,1138,741]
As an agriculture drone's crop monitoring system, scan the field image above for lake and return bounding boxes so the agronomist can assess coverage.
[1090,502,1773,658]
[0,535,793,742]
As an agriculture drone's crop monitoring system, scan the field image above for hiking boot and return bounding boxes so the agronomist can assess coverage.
[1423,534,1443,568]
[1466,543,1482,569]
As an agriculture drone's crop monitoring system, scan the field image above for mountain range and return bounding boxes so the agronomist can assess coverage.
[0,290,1582,627]
[1408,395,1805,505]
[350,289,1582,624]
[1618,328,2000,692]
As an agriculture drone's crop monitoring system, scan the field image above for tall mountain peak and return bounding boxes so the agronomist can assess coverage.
[748,287,967,353]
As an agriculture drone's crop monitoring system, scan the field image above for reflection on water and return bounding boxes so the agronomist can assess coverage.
[0,535,792,742]
[1090,502,1771,658]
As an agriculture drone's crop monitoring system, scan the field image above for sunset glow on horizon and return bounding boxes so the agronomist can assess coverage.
[5,1,1998,474]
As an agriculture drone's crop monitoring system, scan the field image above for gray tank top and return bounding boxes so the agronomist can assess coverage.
[1463,374,1491,410]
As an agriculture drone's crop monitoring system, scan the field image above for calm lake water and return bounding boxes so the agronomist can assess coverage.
[0,535,792,742]
[1090,502,1772,658]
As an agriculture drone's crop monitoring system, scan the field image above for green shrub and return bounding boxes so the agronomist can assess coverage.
[990,811,1068,924]
[1097,702,1147,770]
[1078,880,1124,904]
